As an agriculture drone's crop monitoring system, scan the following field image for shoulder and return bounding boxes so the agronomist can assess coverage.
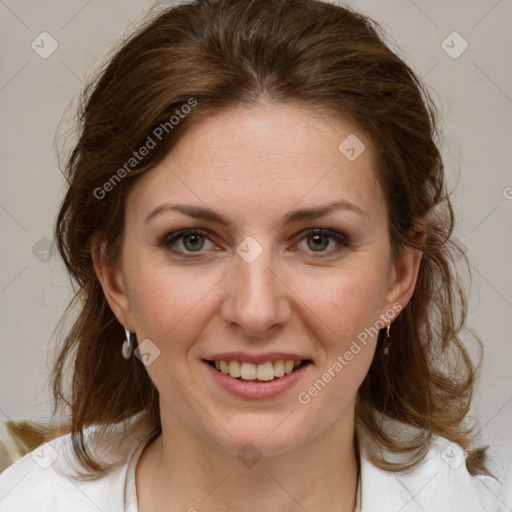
[359,431,512,512]
[476,444,512,508]
[0,428,137,512]
[417,437,512,511]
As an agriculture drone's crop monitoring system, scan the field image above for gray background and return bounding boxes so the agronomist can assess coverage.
[0,0,511,449]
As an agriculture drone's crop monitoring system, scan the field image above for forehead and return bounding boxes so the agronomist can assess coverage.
[127,102,386,225]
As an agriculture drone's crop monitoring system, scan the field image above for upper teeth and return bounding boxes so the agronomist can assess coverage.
[214,360,303,381]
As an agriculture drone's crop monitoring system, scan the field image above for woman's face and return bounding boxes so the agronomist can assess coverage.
[96,102,421,456]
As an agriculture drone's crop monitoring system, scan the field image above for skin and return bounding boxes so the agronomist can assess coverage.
[93,102,424,511]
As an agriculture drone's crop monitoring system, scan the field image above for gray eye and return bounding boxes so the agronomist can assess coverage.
[181,234,206,252]
[307,234,330,251]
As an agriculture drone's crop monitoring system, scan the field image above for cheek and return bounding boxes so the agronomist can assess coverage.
[127,261,224,348]
[293,263,389,345]
[293,269,384,413]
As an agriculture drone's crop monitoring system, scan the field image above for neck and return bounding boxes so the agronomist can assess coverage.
[136,411,359,512]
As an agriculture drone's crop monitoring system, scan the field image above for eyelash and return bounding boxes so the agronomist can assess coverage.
[160,228,350,259]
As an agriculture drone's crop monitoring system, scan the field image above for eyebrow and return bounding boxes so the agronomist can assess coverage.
[145,199,367,226]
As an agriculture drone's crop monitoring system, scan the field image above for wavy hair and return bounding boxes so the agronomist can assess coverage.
[51,0,485,478]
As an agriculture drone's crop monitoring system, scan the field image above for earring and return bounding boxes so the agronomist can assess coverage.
[383,323,391,355]
[122,326,134,359]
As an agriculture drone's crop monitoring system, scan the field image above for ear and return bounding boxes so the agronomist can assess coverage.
[91,240,134,331]
[382,223,426,313]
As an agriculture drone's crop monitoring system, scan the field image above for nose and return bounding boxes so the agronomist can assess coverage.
[220,245,291,339]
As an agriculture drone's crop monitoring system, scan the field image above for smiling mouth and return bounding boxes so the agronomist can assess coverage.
[206,359,312,382]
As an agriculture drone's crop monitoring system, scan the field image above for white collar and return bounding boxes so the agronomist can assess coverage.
[357,430,502,512]
[121,425,503,512]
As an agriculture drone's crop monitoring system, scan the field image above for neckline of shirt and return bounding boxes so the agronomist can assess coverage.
[123,435,362,511]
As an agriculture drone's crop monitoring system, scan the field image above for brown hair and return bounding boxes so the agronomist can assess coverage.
[52,0,485,478]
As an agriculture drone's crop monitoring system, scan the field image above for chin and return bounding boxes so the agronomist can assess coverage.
[203,415,315,458]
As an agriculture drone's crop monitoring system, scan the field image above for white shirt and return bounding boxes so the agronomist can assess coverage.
[0,424,511,511]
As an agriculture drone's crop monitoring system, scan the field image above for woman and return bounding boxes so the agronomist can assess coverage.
[0,0,510,510]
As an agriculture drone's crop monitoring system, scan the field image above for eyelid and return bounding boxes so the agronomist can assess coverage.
[293,227,350,255]
[160,228,217,255]
[160,227,350,257]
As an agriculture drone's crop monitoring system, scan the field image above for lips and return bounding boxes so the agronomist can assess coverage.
[204,358,312,399]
